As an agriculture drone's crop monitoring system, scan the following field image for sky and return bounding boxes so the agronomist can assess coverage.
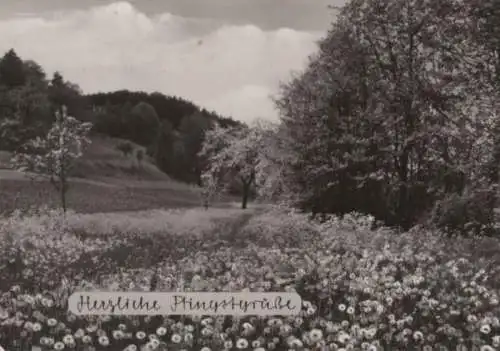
[0,0,346,122]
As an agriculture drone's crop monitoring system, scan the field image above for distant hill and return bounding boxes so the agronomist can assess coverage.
[86,90,241,130]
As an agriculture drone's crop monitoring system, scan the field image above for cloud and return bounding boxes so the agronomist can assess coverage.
[0,1,322,122]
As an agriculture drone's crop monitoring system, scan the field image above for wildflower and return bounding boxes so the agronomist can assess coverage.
[338,304,347,312]
[201,327,213,336]
[224,340,234,349]
[492,335,500,347]
[171,334,182,343]
[125,345,138,351]
[113,330,124,339]
[289,338,303,348]
[413,331,424,341]
[184,333,193,343]
[310,329,324,343]
[338,332,350,344]
[150,339,160,348]
[237,338,249,349]
[63,335,74,345]
[54,342,65,350]
[98,336,110,346]
[480,324,491,334]
[47,318,58,327]
[480,346,495,351]
[136,331,146,340]
[156,327,167,336]
[82,335,92,344]
[200,347,211,351]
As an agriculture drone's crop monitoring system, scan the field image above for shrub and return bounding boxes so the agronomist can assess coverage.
[430,187,497,237]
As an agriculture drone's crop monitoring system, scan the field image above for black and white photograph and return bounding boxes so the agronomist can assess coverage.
[0,0,500,350]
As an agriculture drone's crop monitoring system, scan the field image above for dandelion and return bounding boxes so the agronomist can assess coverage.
[223,340,233,348]
[480,346,495,351]
[156,327,167,336]
[171,334,182,343]
[150,339,160,348]
[113,330,124,340]
[237,338,249,349]
[184,333,193,343]
[82,335,92,344]
[200,347,212,351]
[338,332,350,344]
[492,335,500,347]
[413,331,424,341]
[201,327,213,336]
[98,336,110,346]
[47,318,58,327]
[289,338,303,348]
[310,329,324,342]
[63,335,74,345]
[136,331,146,340]
[480,324,491,334]
[54,342,65,350]
[338,304,347,312]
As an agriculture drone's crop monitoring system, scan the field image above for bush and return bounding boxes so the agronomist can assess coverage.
[430,187,498,237]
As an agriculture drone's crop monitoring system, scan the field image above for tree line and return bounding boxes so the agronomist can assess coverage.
[0,49,242,185]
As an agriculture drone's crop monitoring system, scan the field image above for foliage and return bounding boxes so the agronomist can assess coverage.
[116,141,134,157]
[0,49,26,88]
[11,107,93,212]
[126,101,161,147]
[430,185,499,237]
[273,0,500,231]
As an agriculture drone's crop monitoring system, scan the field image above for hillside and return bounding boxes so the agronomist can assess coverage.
[0,133,215,215]
[1,133,168,181]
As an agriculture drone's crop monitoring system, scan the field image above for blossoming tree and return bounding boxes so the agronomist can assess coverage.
[11,106,93,213]
[199,121,273,209]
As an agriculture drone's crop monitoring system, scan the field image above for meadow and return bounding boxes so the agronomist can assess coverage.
[0,204,499,351]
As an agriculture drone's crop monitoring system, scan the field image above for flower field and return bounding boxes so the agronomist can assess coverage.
[0,206,500,351]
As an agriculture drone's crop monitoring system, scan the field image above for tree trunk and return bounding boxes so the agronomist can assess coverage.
[61,178,67,214]
[241,181,250,209]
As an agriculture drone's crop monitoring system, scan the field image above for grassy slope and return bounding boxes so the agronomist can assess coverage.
[0,134,236,215]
